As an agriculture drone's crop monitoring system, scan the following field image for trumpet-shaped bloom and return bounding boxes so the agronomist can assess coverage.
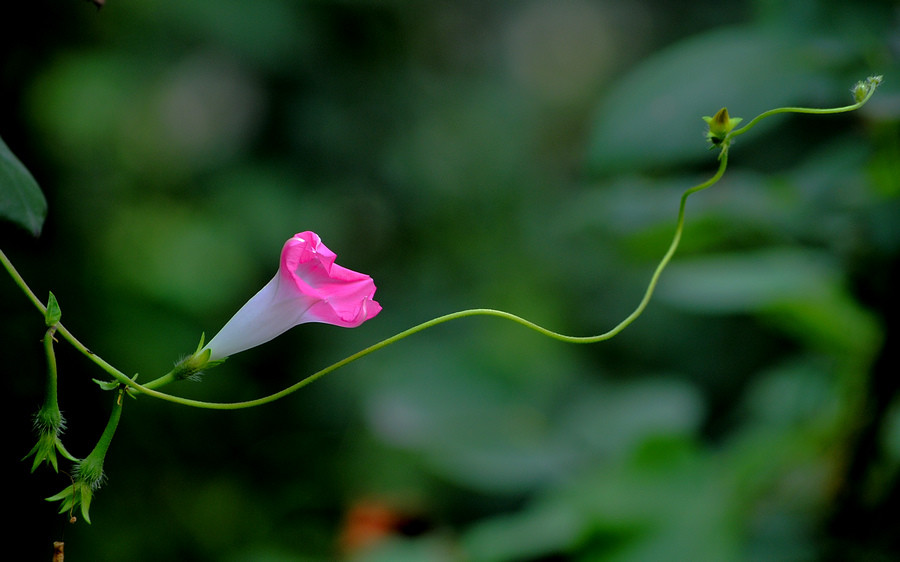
[203,231,382,361]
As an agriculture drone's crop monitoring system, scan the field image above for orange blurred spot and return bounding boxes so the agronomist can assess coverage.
[337,499,403,555]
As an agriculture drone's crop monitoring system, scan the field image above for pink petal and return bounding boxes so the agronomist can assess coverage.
[203,231,381,360]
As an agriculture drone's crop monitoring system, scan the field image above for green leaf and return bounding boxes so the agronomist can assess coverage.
[586,26,837,174]
[93,379,120,391]
[0,134,47,236]
[45,291,62,327]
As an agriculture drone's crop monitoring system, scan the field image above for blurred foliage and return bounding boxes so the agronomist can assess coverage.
[2,0,900,560]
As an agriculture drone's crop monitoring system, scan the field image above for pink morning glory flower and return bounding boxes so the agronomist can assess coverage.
[202,231,382,361]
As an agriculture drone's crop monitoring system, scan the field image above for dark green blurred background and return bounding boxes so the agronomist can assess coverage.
[3,1,900,560]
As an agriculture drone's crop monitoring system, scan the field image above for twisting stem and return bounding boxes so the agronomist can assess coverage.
[121,153,732,410]
[729,77,879,140]
[1,249,136,389]
[0,153,727,409]
[43,325,61,419]
[4,152,730,410]
[3,75,880,411]
[83,389,125,472]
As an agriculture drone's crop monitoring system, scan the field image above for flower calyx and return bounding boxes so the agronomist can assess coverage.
[171,333,226,382]
[23,406,79,473]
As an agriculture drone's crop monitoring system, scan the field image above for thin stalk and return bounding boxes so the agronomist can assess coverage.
[124,154,731,410]
[4,154,730,410]
[4,74,878,411]
[1,249,135,389]
[729,78,879,140]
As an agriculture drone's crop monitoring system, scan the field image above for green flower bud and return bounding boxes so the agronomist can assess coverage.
[852,75,883,103]
[47,390,124,524]
[852,81,868,103]
[703,107,743,148]
[24,324,78,472]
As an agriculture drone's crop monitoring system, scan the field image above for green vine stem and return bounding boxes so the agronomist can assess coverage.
[729,75,881,140]
[1,75,882,411]
[4,153,730,410]
[1,249,137,391]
